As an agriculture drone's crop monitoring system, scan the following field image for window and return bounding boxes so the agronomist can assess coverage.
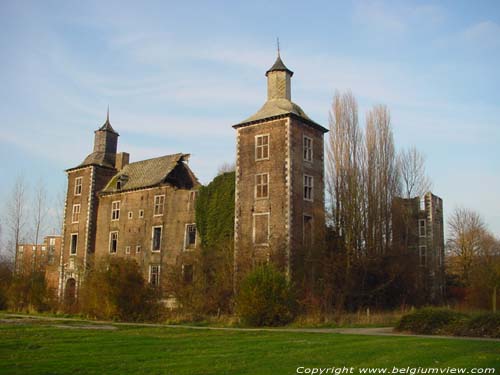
[149,265,161,287]
[188,191,197,210]
[419,245,427,266]
[152,226,162,252]
[136,245,141,253]
[183,264,194,283]
[109,231,118,254]
[255,134,269,160]
[154,195,165,216]
[139,209,144,219]
[253,213,270,245]
[49,238,56,246]
[304,175,313,201]
[419,219,426,237]
[125,246,131,255]
[303,215,313,247]
[72,204,81,223]
[74,177,82,195]
[111,201,120,221]
[41,246,46,252]
[185,224,197,249]
[18,246,24,254]
[255,173,269,199]
[303,136,313,162]
[70,234,78,255]
[128,211,133,219]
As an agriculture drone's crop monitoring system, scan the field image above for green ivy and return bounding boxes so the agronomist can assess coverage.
[195,172,235,249]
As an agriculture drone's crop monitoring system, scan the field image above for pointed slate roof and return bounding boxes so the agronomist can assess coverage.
[101,153,193,193]
[265,55,294,76]
[97,110,119,135]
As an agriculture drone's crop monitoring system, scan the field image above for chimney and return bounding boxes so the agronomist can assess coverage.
[115,152,130,170]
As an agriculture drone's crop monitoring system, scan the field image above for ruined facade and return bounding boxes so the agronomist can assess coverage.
[233,55,328,285]
[392,192,445,302]
[56,113,199,300]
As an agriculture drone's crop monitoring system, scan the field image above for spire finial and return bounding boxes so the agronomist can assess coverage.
[106,105,109,123]
[277,37,280,57]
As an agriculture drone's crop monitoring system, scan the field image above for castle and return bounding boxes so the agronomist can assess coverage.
[15,53,444,303]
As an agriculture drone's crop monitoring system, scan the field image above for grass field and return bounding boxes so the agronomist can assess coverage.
[0,319,498,375]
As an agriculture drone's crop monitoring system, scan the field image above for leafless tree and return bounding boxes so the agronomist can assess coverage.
[398,146,432,199]
[31,178,48,246]
[53,183,66,235]
[6,176,28,263]
[217,162,236,175]
[447,207,486,285]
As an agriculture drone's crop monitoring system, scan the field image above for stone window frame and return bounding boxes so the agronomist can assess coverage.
[138,209,144,219]
[184,223,197,251]
[151,225,163,252]
[70,233,78,256]
[111,201,120,221]
[153,195,165,216]
[419,245,427,266]
[303,214,313,247]
[303,136,313,162]
[128,211,133,220]
[255,173,269,200]
[74,177,83,196]
[187,190,198,211]
[71,204,81,223]
[149,264,161,287]
[109,231,118,254]
[419,219,426,237]
[182,264,194,283]
[303,175,314,202]
[136,244,142,253]
[252,212,270,246]
[255,134,270,161]
[125,246,131,255]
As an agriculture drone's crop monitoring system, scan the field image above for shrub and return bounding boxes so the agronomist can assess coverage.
[396,308,468,335]
[79,258,164,322]
[236,265,297,326]
[455,312,500,338]
[7,271,51,312]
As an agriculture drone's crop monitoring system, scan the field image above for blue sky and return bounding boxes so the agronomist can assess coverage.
[0,0,499,239]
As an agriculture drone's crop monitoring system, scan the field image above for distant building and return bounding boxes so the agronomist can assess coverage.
[15,235,62,293]
[54,112,200,301]
[392,192,445,302]
[233,53,328,286]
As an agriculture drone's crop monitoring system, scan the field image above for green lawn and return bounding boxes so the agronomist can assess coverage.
[0,321,498,375]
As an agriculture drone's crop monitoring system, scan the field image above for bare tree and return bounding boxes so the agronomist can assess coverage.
[31,178,48,246]
[53,184,66,235]
[398,146,432,199]
[447,207,486,285]
[6,176,28,265]
[217,162,236,176]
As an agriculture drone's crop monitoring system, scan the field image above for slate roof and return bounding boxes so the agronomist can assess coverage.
[101,153,187,193]
[265,55,294,77]
[98,118,119,134]
[79,151,116,169]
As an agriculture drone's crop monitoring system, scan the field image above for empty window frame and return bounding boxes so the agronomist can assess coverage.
[419,219,426,237]
[128,211,133,219]
[111,201,120,221]
[185,224,197,249]
[303,136,313,162]
[255,134,270,161]
[154,195,165,216]
[304,175,313,201]
[253,213,270,246]
[149,264,161,287]
[419,245,427,266]
[72,204,81,223]
[74,177,82,195]
[109,231,118,254]
[125,246,131,255]
[255,173,269,199]
[139,209,144,219]
[70,233,78,255]
[136,245,142,253]
[152,226,162,252]
[182,264,194,283]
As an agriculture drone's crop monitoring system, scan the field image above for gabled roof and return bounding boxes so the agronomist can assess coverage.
[101,153,196,194]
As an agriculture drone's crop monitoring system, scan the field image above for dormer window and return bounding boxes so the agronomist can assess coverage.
[116,175,129,190]
[117,180,122,190]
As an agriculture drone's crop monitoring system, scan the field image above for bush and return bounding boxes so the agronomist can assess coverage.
[79,258,164,322]
[396,308,468,335]
[7,271,51,312]
[236,265,297,326]
[455,312,500,338]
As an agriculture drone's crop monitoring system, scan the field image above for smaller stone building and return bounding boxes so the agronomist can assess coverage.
[392,192,445,302]
[15,235,62,293]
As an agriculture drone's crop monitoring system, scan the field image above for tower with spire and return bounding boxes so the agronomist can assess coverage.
[233,51,328,288]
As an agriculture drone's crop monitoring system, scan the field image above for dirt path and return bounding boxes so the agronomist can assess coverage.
[2,313,499,342]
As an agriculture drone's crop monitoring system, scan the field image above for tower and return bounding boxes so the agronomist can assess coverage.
[233,52,328,286]
[58,111,119,300]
